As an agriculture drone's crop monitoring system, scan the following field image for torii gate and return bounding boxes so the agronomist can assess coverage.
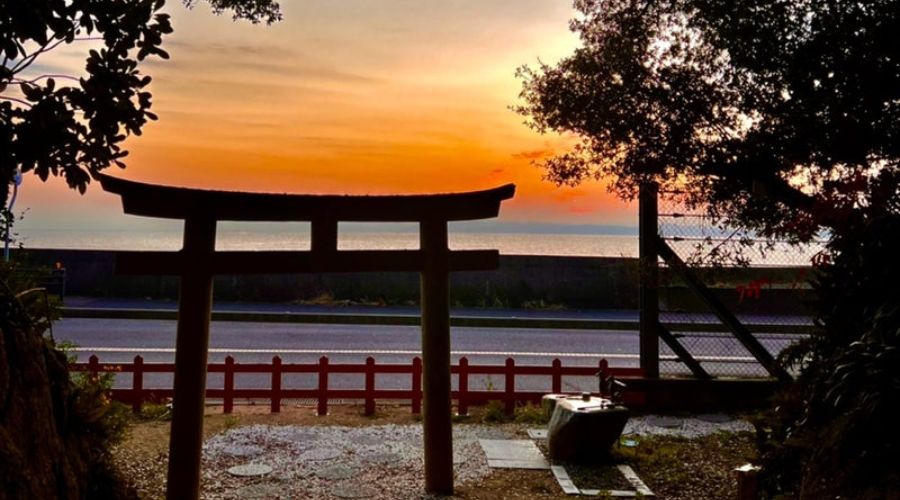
[99,174,515,499]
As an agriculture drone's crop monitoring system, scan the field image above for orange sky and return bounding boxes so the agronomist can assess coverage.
[16,1,636,231]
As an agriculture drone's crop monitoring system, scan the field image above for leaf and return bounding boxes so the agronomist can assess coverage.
[20,83,42,101]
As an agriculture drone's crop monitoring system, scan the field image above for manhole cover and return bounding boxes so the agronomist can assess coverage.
[221,444,264,458]
[234,483,284,498]
[331,484,377,498]
[227,463,273,477]
[696,414,733,424]
[300,448,342,461]
[315,465,357,481]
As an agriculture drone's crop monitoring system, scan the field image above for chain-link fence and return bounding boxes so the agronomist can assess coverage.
[656,191,819,378]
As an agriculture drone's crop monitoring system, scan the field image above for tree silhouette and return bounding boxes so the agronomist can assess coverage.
[0,0,281,208]
[517,0,898,242]
[518,1,900,496]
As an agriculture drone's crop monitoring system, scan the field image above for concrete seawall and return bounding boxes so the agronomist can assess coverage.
[14,248,812,313]
[13,249,641,309]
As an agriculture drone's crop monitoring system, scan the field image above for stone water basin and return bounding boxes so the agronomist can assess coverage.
[547,394,629,462]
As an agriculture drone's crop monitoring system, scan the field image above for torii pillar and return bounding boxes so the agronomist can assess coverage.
[99,174,515,499]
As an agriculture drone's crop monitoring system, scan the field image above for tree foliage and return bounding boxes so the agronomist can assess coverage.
[517,0,899,241]
[518,1,900,497]
[0,0,281,208]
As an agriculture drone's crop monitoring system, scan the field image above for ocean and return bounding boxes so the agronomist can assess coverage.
[14,228,821,265]
[16,229,640,258]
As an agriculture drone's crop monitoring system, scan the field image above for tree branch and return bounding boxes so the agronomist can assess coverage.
[0,96,33,107]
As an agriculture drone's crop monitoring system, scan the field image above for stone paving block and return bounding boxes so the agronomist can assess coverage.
[617,464,654,497]
[226,463,272,477]
[480,439,550,470]
[551,465,580,495]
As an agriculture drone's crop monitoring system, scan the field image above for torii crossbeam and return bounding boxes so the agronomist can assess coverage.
[99,174,515,499]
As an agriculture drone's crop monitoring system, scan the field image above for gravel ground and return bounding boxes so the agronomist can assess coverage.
[113,408,755,499]
[195,414,750,499]
[623,414,753,438]
[200,424,515,499]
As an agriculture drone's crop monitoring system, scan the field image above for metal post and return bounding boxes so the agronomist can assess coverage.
[166,217,216,500]
[420,219,453,495]
[639,182,660,378]
[3,167,22,262]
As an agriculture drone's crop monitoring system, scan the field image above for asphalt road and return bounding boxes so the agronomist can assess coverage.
[56,317,804,394]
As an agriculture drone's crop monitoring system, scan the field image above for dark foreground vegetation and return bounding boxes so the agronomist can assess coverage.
[1,267,133,499]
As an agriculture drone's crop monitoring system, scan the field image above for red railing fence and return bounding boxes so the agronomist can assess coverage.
[70,354,643,417]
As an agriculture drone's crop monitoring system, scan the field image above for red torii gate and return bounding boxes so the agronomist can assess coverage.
[99,174,515,499]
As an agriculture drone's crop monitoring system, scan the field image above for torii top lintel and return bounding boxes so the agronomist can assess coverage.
[99,174,515,222]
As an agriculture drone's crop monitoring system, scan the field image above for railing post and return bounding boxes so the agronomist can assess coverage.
[318,356,329,416]
[132,355,144,413]
[271,356,282,413]
[223,356,234,414]
[88,354,100,383]
[504,358,515,416]
[598,359,609,397]
[365,357,376,416]
[639,181,660,378]
[457,357,469,416]
[412,357,422,415]
[552,358,562,394]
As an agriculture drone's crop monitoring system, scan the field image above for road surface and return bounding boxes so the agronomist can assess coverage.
[56,317,804,393]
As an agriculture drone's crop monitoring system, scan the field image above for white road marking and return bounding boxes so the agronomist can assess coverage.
[69,347,760,362]
[72,346,636,358]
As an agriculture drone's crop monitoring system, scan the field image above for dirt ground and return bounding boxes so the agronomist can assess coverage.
[114,403,756,499]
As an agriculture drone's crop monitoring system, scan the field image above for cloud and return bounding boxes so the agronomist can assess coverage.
[512,148,554,161]
[150,39,380,86]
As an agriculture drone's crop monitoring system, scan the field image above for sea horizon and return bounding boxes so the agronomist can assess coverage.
[14,227,641,258]
[13,226,821,265]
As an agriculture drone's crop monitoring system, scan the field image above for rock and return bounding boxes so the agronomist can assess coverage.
[547,396,629,462]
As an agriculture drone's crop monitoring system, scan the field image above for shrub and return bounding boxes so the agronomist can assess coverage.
[755,212,900,499]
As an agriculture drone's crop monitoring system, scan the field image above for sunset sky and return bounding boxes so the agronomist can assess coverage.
[16,1,636,234]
